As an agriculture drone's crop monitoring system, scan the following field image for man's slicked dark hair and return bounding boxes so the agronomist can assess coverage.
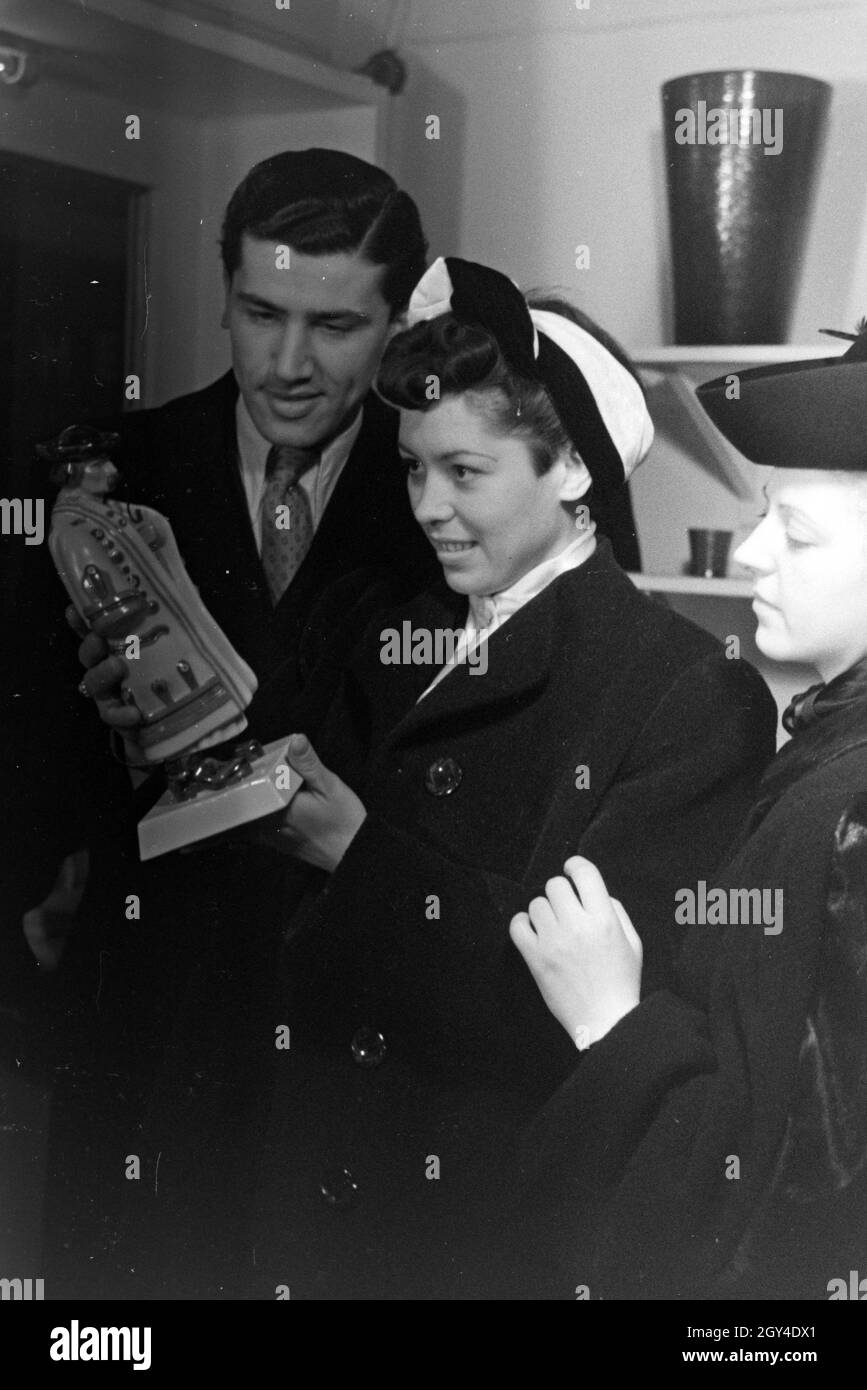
[220,148,428,317]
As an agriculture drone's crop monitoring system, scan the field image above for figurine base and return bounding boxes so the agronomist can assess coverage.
[138,736,301,861]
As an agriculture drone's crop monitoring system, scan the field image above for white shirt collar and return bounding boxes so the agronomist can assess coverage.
[416,523,597,703]
[235,393,364,536]
[466,525,597,634]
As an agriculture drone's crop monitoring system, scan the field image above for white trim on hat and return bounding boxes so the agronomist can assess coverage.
[406,257,654,482]
[407,257,454,323]
[407,258,540,356]
[530,309,654,479]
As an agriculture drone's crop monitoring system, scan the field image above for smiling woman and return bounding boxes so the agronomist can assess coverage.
[105,255,775,1303]
[395,394,590,597]
[376,256,652,598]
[192,255,776,1302]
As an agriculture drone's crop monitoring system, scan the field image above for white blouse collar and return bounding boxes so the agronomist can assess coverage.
[467,523,597,631]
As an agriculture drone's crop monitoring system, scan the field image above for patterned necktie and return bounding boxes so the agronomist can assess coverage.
[260,444,317,605]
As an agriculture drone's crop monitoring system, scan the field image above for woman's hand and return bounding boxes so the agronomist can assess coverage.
[278,734,367,873]
[509,856,643,1048]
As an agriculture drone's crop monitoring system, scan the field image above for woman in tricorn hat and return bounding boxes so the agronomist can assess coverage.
[511,327,867,1300]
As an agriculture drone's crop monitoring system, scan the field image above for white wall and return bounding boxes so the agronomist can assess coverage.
[390,5,867,347]
[384,3,867,584]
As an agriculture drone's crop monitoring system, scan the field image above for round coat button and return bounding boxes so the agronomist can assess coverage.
[424,756,463,796]
[350,1028,387,1068]
[318,1166,358,1209]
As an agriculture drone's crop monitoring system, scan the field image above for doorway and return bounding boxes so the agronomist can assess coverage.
[0,151,145,617]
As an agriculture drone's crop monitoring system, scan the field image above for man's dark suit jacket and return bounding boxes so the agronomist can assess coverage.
[25,370,434,1293]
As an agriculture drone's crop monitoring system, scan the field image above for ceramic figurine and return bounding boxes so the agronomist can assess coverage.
[41,424,257,765]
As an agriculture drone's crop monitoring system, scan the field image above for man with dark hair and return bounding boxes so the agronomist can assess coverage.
[219,150,427,316]
[22,150,433,950]
[78,148,434,738]
[31,148,438,1295]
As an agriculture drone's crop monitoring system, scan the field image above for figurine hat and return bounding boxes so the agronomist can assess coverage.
[36,424,119,464]
[696,326,867,469]
[405,256,654,498]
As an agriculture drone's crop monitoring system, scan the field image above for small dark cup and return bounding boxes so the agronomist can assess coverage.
[688,528,732,578]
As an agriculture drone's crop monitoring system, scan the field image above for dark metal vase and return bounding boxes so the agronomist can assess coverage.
[662,71,831,344]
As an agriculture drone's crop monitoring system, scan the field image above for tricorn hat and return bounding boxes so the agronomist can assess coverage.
[696,325,867,470]
[36,424,120,464]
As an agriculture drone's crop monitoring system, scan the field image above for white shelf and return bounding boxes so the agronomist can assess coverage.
[633,344,847,366]
[629,574,753,598]
[662,372,755,500]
